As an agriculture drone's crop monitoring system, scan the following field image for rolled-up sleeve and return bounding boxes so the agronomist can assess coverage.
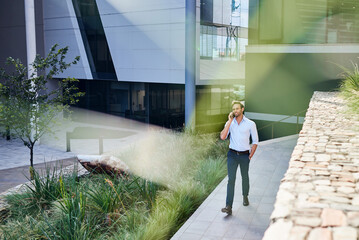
[250,122,259,145]
[224,121,230,139]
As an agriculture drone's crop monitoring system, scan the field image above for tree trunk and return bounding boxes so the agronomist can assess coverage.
[6,125,10,140]
[29,144,34,180]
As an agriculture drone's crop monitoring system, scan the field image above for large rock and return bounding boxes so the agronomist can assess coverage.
[77,155,130,177]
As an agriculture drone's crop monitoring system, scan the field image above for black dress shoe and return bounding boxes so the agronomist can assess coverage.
[221,206,232,215]
[243,196,249,206]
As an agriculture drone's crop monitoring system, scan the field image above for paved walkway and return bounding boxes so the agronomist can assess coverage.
[0,138,76,171]
[0,157,78,193]
[172,134,298,240]
[0,113,150,171]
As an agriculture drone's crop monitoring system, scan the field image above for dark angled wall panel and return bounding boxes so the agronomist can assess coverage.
[201,0,213,24]
[0,0,27,69]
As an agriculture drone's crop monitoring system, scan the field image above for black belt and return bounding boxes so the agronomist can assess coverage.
[229,149,249,155]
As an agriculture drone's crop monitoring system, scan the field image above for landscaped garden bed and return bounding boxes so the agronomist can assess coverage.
[0,131,228,239]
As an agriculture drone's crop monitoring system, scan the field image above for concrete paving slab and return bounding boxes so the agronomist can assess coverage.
[0,138,76,171]
[172,134,298,240]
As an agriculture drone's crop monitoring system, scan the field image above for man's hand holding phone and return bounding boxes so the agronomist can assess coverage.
[228,111,235,121]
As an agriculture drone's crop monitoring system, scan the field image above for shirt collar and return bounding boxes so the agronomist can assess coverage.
[234,115,247,124]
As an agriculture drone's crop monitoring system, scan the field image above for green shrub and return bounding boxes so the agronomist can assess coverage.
[131,177,162,208]
[339,62,359,116]
[86,177,124,215]
[4,192,42,220]
[1,131,227,240]
[39,175,102,240]
[116,130,216,189]
[26,166,62,202]
[4,165,72,220]
[195,156,227,192]
[0,216,49,239]
[141,156,226,240]
[107,204,150,240]
[206,137,229,159]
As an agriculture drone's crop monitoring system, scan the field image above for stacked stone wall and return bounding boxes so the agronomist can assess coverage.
[263,92,359,240]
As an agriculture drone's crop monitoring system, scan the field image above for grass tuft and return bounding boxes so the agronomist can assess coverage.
[338,61,359,117]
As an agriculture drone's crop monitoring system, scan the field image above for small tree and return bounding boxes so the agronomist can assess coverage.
[0,88,11,140]
[0,44,84,178]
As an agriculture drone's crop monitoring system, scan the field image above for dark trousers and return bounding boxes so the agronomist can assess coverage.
[226,150,250,207]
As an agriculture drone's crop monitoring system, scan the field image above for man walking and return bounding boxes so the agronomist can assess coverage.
[220,100,258,215]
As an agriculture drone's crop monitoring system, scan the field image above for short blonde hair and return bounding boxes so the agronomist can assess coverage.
[232,100,244,108]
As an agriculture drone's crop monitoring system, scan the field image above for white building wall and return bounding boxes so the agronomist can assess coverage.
[97,0,186,84]
[196,0,201,85]
[200,60,245,81]
[213,0,231,25]
[43,0,92,79]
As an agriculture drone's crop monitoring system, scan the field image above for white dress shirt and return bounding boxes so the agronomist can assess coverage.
[225,116,259,151]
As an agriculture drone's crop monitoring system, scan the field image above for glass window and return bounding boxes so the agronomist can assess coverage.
[200,0,248,61]
[200,25,246,61]
[327,0,359,43]
[149,84,185,128]
[196,84,244,132]
[255,0,359,44]
[72,0,117,79]
[259,0,283,42]
[201,0,249,27]
[196,84,244,117]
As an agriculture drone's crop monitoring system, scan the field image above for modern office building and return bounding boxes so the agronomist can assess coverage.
[3,0,353,138]
[245,0,359,138]
[0,0,249,132]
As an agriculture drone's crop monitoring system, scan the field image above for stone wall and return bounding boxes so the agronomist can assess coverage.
[263,92,359,240]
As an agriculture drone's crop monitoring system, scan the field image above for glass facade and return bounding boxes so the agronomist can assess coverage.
[74,80,240,131]
[254,0,359,44]
[197,84,244,116]
[327,0,359,43]
[200,0,249,61]
[149,84,185,128]
[68,1,247,131]
[200,25,247,61]
[196,84,244,131]
[75,80,148,122]
[72,0,116,79]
